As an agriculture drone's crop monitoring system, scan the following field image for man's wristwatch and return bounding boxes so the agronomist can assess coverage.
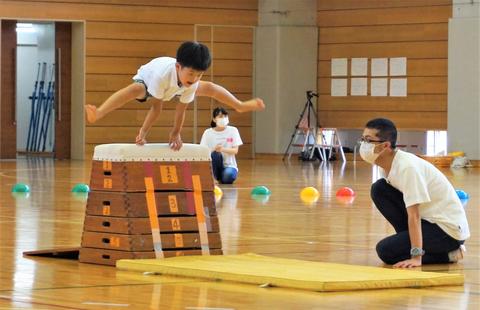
[410,247,425,257]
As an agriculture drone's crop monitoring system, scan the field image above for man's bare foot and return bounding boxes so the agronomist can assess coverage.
[448,245,466,263]
[85,104,98,123]
[238,98,265,112]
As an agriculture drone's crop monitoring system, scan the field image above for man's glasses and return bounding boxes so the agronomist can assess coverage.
[358,137,386,144]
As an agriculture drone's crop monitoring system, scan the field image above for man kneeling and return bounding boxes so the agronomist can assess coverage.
[360,118,470,268]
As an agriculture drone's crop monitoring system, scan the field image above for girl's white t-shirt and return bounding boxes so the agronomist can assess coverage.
[132,57,198,103]
[200,126,243,170]
[386,150,470,241]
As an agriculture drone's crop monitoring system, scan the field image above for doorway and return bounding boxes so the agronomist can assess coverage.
[1,19,84,160]
[16,22,55,154]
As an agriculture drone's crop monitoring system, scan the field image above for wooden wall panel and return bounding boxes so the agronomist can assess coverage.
[22,0,258,10]
[196,27,254,43]
[317,5,451,27]
[317,0,451,10]
[87,125,253,145]
[319,95,447,112]
[86,23,193,41]
[0,0,257,158]
[86,40,253,59]
[87,57,252,76]
[319,23,448,44]
[0,20,17,159]
[317,0,451,130]
[319,111,447,129]
[318,42,448,60]
[54,22,72,159]
[195,95,252,109]
[0,1,257,25]
[86,39,179,58]
[86,127,195,144]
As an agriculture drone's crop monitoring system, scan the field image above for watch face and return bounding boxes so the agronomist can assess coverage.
[410,248,424,256]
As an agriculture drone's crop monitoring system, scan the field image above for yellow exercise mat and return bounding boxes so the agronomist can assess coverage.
[116,253,464,292]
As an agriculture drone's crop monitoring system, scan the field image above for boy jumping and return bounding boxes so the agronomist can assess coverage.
[85,41,264,150]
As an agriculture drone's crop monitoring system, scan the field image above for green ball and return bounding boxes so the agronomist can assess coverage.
[12,183,30,193]
[251,186,271,196]
[72,183,90,193]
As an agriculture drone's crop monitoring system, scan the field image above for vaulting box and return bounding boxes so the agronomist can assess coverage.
[79,143,222,266]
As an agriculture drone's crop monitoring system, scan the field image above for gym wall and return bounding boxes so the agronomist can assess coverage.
[317,0,451,130]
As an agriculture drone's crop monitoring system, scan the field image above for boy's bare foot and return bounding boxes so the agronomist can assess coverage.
[135,135,147,145]
[85,104,98,123]
[169,131,183,151]
[238,98,265,112]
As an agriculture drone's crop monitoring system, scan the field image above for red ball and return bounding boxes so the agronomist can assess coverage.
[336,187,355,197]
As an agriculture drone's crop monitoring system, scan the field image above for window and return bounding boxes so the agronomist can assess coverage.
[426,131,447,156]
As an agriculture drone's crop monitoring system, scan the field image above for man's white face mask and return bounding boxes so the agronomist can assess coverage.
[359,141,380,164]
[216,116,229,128]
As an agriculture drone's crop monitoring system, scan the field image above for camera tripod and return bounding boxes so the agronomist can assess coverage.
[282,91,322,161]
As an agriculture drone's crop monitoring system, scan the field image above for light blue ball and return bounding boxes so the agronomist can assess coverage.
[456,189,469,200]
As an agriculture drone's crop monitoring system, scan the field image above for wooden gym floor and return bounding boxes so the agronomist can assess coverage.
[0,157,478,309]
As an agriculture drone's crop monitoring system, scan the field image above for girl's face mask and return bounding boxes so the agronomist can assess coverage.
[215,116,229,128]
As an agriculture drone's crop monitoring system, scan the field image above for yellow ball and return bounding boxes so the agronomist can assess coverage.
[300,186,320,203]
[214,185,223,197]
[214,186,223,204]
[448,151,465,157]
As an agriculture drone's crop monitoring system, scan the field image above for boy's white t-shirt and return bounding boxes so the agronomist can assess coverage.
[200,126,243,170]
[386,150,470,241]
[132,57,199,103]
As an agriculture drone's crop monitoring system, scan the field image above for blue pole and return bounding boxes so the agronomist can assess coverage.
[37,64,54,151]
[26,63,41,152]
[30,62,47,151]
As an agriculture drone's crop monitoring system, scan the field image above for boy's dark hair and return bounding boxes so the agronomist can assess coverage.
[176,41,211,71]
[365,118,397,149]
[211,107,228,128]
